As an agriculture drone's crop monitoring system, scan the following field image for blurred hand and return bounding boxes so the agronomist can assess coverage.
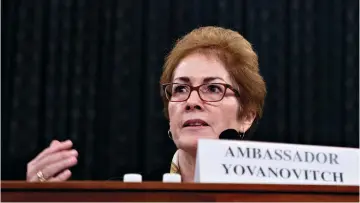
[26,140,78,182]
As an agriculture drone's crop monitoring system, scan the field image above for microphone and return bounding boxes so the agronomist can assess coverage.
[219,129,241,140]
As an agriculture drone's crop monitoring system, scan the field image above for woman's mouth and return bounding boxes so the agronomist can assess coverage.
[183,119,209,128]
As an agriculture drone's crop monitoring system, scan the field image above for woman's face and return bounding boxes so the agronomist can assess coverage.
[168,53,254,155]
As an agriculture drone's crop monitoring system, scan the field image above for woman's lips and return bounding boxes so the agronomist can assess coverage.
[183,119,209,127]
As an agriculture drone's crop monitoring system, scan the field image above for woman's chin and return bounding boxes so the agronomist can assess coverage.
[176,140,198,156]
[176,132,217,154]
[180,126,214,137]
[181,127,218,141]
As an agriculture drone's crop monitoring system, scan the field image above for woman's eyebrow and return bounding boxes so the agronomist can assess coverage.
[173,77,190,83]
[173,76,226,83]
[203,77,226,83]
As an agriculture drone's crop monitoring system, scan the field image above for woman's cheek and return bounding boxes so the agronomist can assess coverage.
[168,104,180,138]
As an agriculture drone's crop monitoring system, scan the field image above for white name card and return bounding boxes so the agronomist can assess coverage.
[194,139,359,186]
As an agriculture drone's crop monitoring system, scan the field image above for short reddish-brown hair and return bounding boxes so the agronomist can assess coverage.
[160,26,266,121]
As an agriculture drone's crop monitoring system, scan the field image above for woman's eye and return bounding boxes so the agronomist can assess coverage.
[173,85,188,93]
[206,84,223,93]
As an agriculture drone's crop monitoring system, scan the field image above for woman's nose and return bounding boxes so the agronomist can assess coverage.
[185,91,203,110]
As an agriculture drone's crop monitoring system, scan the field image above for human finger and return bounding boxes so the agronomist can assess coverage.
[31,140,73,164]
[50,140,61,147]
[48,169,72,182]
[28,150,78,181]
[38,156,78,181]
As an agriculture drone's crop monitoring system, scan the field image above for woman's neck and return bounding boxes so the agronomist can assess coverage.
[178,149,196,182]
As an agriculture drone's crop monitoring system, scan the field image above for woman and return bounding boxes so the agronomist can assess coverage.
[26,26,266,182]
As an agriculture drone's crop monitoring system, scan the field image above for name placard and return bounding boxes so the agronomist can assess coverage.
[194,139,359,185]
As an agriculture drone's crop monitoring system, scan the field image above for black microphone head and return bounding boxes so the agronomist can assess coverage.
[219,129,240,140]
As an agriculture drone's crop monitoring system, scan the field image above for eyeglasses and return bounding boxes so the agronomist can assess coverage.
[161,83,240,102]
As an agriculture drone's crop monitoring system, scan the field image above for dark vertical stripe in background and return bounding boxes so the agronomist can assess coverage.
[1,0,359,180]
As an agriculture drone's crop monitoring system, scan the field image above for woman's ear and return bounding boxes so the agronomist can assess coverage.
[240,111,256,132]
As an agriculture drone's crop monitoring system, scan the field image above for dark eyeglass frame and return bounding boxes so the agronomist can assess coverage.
[161,82,241,102]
